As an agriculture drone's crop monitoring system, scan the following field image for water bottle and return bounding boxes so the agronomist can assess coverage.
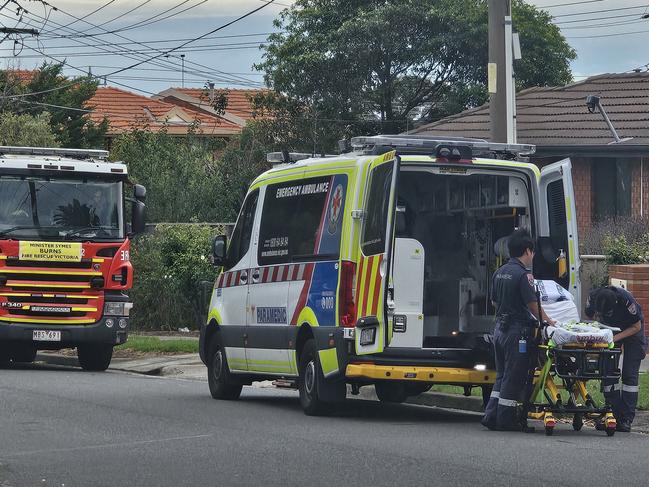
[519,338,527,353]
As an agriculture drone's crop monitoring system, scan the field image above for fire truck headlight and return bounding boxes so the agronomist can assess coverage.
[105,318,115,328]
[118,318,128,329]
[104,302,133,316]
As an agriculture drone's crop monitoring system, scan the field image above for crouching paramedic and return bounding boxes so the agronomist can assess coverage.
[482,229,555,431]
[586,286,648,432]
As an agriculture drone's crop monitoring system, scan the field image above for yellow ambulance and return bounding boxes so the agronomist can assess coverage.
[199,135,579,415]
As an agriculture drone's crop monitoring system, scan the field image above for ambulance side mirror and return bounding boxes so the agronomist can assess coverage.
[212,235,227,267]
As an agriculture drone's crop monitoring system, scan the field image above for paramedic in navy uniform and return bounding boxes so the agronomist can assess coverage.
[585,286,648,432]
[482,229,555,431]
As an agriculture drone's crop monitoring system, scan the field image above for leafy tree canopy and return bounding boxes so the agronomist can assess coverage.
[111,126,228,223]
[0,63,108,148]
[0,112,59,147]
[257,0,576,144]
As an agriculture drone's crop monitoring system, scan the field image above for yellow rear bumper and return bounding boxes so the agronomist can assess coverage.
[346,363,496,384]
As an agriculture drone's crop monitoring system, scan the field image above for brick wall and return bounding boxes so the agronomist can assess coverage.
[571,158,592,237]
[630,157,649,219]
[608,265,649,339]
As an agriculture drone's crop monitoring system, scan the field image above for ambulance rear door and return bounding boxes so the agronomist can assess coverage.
[355,151,399,355]
[537,158,581,305]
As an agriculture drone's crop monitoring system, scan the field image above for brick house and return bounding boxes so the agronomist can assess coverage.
[86,87,244,143]
[412,73,649,240]
[154,87,265,125]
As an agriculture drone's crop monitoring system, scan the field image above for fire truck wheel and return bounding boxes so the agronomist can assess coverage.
[78,344,113,371]
[375,382,408,403]
[0,344,9,368]
[11,345,37,363]
[207,335,242,400]
[298,339,332,416]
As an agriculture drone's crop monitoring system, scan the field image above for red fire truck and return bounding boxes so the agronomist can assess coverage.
[0,146,146,371]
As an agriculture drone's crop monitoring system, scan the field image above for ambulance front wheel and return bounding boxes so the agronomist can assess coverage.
[298,339,332,416]
[208,335,242,400]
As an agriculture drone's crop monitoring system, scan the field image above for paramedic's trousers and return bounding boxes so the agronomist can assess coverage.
[482,322,535,430]
[603,340,647,424]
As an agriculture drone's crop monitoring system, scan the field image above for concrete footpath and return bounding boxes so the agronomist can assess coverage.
[35,350,649,434]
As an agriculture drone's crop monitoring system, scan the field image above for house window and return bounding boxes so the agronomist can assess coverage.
[592,158,631,219]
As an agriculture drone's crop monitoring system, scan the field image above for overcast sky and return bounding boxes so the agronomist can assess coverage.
[3,0,648,94]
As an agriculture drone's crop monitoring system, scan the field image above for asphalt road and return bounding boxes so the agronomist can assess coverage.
[1,364,648,487]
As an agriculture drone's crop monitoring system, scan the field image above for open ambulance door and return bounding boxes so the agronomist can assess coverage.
[355,151,399,355]
[536,158,581,305]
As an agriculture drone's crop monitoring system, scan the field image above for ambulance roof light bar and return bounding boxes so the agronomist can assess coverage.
[266,152,337,164]
[0,146,110,160]
[350,135,536,158]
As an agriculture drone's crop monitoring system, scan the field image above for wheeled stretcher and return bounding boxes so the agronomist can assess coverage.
[524,320,622,436]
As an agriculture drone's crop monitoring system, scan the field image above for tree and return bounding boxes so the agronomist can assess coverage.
[0,63,108,148]
[257,0,576,143]
[212,121,273,221]
[110,126,227,223]
[0,112,59,147]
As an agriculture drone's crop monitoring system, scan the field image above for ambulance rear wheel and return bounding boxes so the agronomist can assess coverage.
[375,382,408,403]
[207,335,242,400]
[78,344,113,371]
[298,339,331,416]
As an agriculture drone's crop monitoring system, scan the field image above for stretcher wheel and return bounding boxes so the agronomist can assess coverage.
[605,427,615,437]
[544,426,554,436]
[572,414,583,431]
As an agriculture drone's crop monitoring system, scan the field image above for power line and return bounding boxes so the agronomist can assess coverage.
[558,19,647,30]
[38,0,201,38]
[566,28,649,39]
[537,0,603,8]
[74,0,153,34]
[4,7,263,87]
[552,3,649,19]
[53,0,117,31]
[105,0,276,77]
[4,31,275,51]
[554,12,647,25]
[15,2,267,86]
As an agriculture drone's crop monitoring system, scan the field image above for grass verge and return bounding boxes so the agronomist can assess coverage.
[429,372,649,410]
[115,335,199,354]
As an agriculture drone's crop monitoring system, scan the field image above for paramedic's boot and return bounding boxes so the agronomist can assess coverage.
[616,420,631,433]
[480,416,498,431]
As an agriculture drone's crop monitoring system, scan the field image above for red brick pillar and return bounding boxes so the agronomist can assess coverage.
[608,264,649,340]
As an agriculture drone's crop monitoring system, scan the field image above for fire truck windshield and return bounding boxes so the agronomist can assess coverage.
[0,176,123,240]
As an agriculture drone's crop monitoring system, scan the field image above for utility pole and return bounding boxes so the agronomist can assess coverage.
[488,0,509,143]
[180,54,185,88]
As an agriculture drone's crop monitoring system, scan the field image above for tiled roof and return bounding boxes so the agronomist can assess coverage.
[412,73,649,146]
[3,69,36,83]
[86,87,241,136]
[169,87,266,121]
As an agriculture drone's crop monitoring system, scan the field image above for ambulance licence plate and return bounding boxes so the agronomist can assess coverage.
[360,327,376,346]
[33,330,61,342]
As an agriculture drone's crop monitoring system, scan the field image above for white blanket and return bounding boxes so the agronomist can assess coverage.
[545,322,613,346]
[535,280,580,324]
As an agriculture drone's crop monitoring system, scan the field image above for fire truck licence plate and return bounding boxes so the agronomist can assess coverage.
[33,330,61,341]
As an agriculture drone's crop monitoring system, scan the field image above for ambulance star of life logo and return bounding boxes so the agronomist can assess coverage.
[328,184,344,234]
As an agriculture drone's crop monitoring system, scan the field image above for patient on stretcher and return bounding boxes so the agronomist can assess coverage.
[535,280,618,347]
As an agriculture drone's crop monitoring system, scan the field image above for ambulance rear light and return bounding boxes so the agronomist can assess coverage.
[339,260,356,328]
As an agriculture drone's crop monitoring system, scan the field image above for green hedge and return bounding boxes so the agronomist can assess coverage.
[130,224,221,330]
